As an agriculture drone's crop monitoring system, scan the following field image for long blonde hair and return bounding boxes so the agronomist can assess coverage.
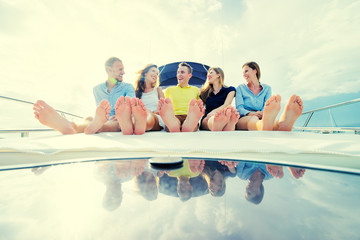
[134,64,158,99]
[200,67,225,103]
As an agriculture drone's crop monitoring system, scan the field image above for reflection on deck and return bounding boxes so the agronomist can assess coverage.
[1,158,359,239]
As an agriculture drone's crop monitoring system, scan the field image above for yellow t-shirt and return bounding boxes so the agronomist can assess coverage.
[168,159,200,178]
[165,85,200,115]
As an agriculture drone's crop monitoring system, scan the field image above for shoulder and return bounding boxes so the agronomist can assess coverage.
[261,83,271,89]
[165,86,176,92]
[224,86,236,92]
[261,83,271,92]
[236,83,246,91]
[93,82,105,93]
[93,82,104,90]
[123,82,135,90]
[190,86,200,92]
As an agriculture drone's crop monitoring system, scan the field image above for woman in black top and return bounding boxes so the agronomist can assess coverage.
[200,67,239,131]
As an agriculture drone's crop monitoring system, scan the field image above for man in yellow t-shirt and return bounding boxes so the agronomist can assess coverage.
[158,62,205,132]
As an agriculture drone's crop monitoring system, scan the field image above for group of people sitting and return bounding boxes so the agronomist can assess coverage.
[94,159,305,211]
[33,57,303,134]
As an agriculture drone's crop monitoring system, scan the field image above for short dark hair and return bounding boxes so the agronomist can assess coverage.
[105,57,122,72]
[178,62,193,74]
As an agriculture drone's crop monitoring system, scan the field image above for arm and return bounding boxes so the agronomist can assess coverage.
[126,85,136,98]
[157,87,165,99]
[207,91,235,117]
[93,86,101,106]
[261,85,272,110]
[235,86,251,117]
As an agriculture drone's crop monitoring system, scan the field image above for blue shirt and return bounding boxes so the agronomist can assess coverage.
[93,81,135,117]
[236,162,273,181]
[235,83,272,117]
[202,86,236,118]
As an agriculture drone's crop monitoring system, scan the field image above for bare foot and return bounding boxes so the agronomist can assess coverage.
[266,164,284,179]
[211,108,231,131]
[84,100,111,134]
[115,96,134,135]
[188,159,205,173]
[259,95,281,131]
[158,98,180,132]
[182,99,204,132]
[33,100,76,134]
[288,167,305,179]
[223,106,240,131]
[277,95,303,131]
[131,97,147,135]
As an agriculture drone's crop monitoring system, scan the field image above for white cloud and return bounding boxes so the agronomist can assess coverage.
[0,0,359,121]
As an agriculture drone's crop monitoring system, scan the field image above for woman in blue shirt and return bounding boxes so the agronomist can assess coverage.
[200,67,239,131]
[235,62,304,131]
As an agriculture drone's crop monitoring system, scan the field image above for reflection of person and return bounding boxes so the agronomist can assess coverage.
[160,159,205,201]
[266,164,306,179]
[200,67,239,131]
[202,161,236,197]
[235,62,303,131]
[236,162,273,205]
[158,62,205,132]
[134,164,161,201]
[94,160,146,211]
[118,64,165,134]
[33,57,136,135]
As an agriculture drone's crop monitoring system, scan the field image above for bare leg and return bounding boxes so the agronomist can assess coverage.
[208,108,231,131]
[145,109,156,131]
[236,116,256,130]
[223,106,240,131]
[115,96,134,135]
[84,100,111,134]
[158,98,181,132]
[182,99,204,132]
[145,111,162,131]
[98,118,121,132]
[266,164,284,179]
[132,97,147,135]
[288,167,305,179]
[274,95,303,131]
[33,100,76,134]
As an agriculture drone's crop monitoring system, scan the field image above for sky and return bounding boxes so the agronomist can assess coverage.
[1,0,360,120]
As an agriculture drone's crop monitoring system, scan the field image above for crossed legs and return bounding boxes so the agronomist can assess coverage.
[201,106,240,131]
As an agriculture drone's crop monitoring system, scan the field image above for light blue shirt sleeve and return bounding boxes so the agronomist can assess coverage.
[93,81,136,117]
[236,162,273,180]
[93,83,105,107]
[235,86,250,117]
[235,83,272,117]
[125,84,135,98]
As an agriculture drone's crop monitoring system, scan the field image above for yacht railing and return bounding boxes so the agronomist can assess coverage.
[0,95,83,137]
[293,98,360,134]
[1,95,359,137]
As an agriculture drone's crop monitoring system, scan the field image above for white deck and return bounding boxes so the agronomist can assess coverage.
[0,131,359,173]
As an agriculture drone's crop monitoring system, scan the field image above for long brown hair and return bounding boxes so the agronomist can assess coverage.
[243,61,261,80]
[200,67,225,103]
[134,64,158,99]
